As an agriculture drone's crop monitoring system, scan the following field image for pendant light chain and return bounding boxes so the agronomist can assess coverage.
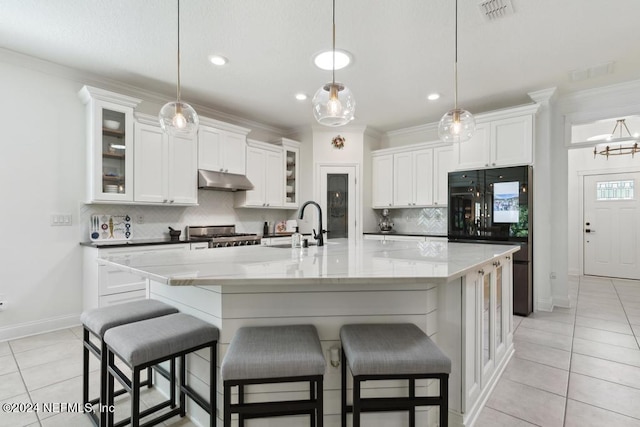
[332,0,336,85]
[176,0,181,103]
[453,0,458,110]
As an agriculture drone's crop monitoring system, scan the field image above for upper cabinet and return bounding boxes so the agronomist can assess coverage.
[279,138,300,208]
[79,86,141,203]
[198,118,250,175]
[133,115,198,206]
[235,138,300,209]
[453,106,537,170]
[393,149,433,207]
[371,144,453,209]
[372,154,393,208]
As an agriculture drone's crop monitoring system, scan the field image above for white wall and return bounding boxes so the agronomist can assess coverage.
[0,53,292,341]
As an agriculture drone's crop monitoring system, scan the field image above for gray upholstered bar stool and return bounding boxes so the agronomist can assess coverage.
[103,313,219,427]
[80,299,179,426]
[340,323,451,427]
[221,325,326,427]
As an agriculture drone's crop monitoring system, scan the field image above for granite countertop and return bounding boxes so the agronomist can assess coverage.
[97,238,519,287]
[363,231,448,238]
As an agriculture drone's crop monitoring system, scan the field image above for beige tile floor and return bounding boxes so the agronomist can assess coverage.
[476,275,640,427]
[2,275,640,426]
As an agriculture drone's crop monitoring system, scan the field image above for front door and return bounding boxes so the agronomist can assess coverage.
[319,165,358,241]
[583,173,640,279]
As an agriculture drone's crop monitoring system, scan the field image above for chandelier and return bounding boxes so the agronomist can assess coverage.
[593,119,640,159]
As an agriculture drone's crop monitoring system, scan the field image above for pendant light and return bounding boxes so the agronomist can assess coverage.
[159,0,199,136]
[312,0,356,127]
[438,0,475,143]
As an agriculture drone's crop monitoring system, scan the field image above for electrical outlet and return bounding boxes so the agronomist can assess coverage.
[136,215,144,224]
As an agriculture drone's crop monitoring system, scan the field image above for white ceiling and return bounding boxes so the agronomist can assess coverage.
[2,0,639,133]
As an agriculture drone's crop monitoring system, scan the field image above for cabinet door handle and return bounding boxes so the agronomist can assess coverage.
[506,256,511,260]
[388,203,392,206]
[225,169,229,173]
[478,269,484,275]
[219,168,224,172]
[169,200,174,203]
[434,202,438,205]
[163,199,168,203]
[492,163,496,166]
[485,163,489,167]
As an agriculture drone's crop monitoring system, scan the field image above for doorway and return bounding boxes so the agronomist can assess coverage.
[583,172,640,279]
[318,165,358,241]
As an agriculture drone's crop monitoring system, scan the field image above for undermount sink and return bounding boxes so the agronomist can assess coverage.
[267,241,338,248]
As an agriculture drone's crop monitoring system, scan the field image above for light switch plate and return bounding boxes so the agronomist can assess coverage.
[51,214,72,226]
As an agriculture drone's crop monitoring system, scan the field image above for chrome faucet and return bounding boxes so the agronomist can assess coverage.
[298,201,325,246]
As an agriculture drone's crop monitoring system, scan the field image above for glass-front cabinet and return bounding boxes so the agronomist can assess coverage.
[279,138,300,208]
[79,86,141,203]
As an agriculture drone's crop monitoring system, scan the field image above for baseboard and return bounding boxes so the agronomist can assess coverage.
[552,296,571,308]
[536,298,553,312]
[0,313,81,342]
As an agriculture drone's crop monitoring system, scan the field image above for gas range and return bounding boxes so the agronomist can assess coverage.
[186,225,261,248]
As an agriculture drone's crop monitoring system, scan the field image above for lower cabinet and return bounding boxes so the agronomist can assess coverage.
[462,254,513,413]
[82,243,190,309]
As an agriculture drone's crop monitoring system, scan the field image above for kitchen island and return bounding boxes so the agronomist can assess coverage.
[98,238,519,427]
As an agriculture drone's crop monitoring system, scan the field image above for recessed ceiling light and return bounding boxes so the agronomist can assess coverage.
[427,93,441,101]
[313,50,352,71]
[295,93,308,101]
[208,55,228,66]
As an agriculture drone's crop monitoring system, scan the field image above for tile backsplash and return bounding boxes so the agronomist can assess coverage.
[79,190,296,241]
[373,207,447,234]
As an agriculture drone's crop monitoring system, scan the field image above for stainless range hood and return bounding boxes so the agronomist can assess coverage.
[198,170,254,192]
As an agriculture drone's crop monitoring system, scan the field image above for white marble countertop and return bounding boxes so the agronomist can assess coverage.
[97,238,520,287]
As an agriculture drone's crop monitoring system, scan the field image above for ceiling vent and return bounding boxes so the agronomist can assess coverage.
[478,0,514,20]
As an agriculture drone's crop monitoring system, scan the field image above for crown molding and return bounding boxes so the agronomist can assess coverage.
[0,47,286,137]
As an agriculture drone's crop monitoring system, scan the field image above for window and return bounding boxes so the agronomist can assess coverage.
[596,180,634,200]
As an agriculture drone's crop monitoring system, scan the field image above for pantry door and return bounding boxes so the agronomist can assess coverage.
[318,165,358,241]
[583,173,640,279]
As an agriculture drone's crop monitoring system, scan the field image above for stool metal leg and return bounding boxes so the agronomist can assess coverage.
[317,377,324,427]
[353,377,361,427]
[310,380,316,427]
[179,355,186,417]
[238,384,245,427]
[223,382,231,427]
[210,344,216,427]
[409,378,415,427]
[106,350,115,427]
[132,368,141,427]
[440,374,449,427]
[341,350,347,427]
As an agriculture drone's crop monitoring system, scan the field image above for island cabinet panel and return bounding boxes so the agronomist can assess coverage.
[100,239,518,427]
[149,280,441,426]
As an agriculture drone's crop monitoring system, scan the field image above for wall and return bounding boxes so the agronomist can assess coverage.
[374,208,447,234]
[0,52,291,341]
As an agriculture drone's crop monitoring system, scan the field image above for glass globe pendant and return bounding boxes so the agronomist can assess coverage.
[312,0,355,127]
[438,108,475,143]
[312,82,355,126]
[158,0,199,136]
[438,0,474,143]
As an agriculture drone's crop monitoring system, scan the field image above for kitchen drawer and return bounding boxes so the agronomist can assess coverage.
[98,264,146,296]
[99,289,147,307]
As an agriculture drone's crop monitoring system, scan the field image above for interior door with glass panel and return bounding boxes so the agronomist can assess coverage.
[584,173,640,279]
[319,166,357,241]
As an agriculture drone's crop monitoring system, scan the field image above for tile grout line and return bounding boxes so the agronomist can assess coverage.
[7,339,42,426]
[612,280,640,351]
[561,276,581,427]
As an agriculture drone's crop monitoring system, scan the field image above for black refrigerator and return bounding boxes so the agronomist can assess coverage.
[448,165,533,316]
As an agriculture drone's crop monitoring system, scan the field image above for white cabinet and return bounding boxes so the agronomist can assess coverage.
[461,254,513,412]
[372,154,394,208]
[198,120,249,175]
[235,140,283,208]
[394,149,433,207]
[454,113,534,170]
[433,145,454,205]
[372,144,453,208]
[79,86,142,203]
[278,138,300,208]
[82,243,190,310]
[133,118,198,205]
